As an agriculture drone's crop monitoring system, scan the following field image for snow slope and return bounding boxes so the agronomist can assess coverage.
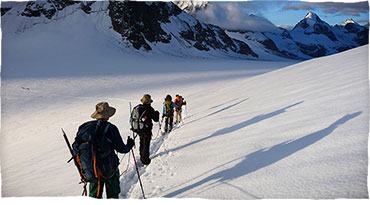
[124,45,369,199]
[1,38,368,199]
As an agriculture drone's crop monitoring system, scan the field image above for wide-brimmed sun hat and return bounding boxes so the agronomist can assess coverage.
[91,102,116,119]
[141,94,153,104]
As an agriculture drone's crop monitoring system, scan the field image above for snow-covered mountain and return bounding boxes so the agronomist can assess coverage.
[289,12,368,56]
[1,1,368,61]
[227,12,369,59]
[1,0,258,59]
[335,18,369,46]
[173,1,368,59]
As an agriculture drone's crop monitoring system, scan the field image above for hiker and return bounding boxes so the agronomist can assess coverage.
[78,102,135,198]
[174,94,186,124]
[162,95,178,133]
[135,94,160,165]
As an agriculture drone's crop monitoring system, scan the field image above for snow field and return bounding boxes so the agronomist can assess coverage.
[2,43,368,198]
[126,45,368,199]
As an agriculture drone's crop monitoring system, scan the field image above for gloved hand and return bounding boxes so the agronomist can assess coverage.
[127,137,135,149]
[162,114,167,118]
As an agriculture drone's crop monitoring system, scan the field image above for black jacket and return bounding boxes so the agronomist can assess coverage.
[140,104,160,135]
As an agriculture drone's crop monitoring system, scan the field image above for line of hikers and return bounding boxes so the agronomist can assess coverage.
[163,94,187,133]
[65,94,186,198]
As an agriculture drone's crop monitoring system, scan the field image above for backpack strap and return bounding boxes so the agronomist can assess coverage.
[104,123,112,143]
[104,124,110,134]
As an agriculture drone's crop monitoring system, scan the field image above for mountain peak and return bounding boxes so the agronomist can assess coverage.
[305,12,319,20]
[302,12,323,26]
[174,0,209,14]
[342,18,358,25]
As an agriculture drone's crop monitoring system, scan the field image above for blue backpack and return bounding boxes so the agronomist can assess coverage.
[71,120,119,182]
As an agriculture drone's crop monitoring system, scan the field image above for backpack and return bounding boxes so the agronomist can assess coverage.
[181,96,186,105]
[175,96,183,109]
[130,104,149,134]
[71,120,118,183]
[164,100,174,116]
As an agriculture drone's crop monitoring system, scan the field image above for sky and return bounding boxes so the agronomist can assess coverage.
[0,0,368,32]
[192,0,369,32]
[240,0,370,27]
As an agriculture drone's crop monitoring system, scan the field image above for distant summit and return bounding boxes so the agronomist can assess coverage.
[295,12,325,29]
[292,11,338,42]
[304,12,320,21]
[340,18,363,33]
[173,0,209,15]
[342,18,358,25]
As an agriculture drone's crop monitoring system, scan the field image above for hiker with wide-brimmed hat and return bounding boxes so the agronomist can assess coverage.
[76,102,134,198]
[132,94,160,165]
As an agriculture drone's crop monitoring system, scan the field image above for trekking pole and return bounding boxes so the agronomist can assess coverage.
[131,147,146,199]
[128,102,146,199]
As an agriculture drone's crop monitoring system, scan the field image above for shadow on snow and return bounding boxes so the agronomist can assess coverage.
[154,101,303,159]
[184,98,249,126]
[164,111,362,198]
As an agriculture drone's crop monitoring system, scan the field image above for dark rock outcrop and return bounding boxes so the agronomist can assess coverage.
[21,0,77,19]
[108,1,178,51]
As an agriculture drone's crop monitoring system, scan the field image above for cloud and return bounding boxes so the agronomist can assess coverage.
[317,2,369,16]
[193,2,280,33]
[358,19,369,23]
[282,1,369,17]
[282,3,316,11]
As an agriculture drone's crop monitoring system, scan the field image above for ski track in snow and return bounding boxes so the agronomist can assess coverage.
[120,121,185,198]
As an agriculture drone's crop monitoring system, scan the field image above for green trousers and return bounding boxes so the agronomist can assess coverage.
[89,173,120,199]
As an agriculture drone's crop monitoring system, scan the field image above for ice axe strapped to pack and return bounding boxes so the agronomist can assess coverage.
[62,120,118,195]
[62,128,89,195]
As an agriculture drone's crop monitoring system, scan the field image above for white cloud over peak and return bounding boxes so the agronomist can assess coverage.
[193,2,281,33]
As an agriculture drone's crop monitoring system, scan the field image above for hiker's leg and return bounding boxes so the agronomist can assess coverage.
[175,110,179,123]
[165,117,169,132]
[106,173,120,199]
[169,117,173,131]
[89,180,104,198]
[140,135,151,165]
